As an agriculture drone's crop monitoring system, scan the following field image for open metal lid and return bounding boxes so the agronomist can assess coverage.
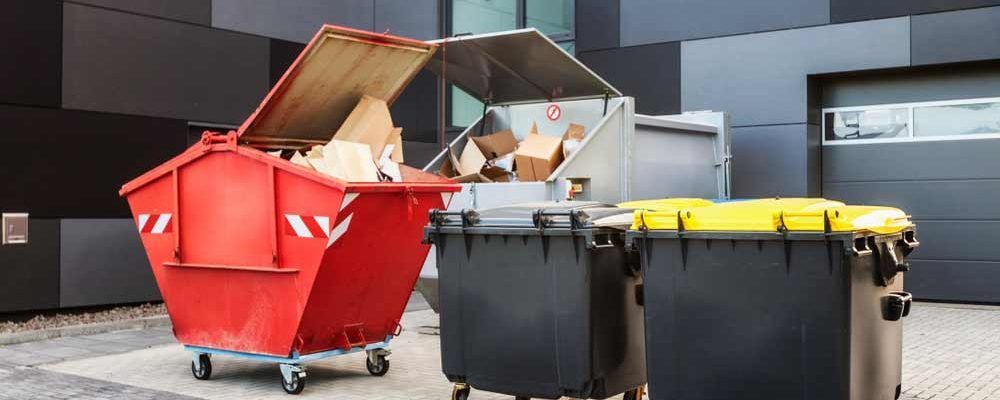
[238,25,437,148]
[426,29,621,105]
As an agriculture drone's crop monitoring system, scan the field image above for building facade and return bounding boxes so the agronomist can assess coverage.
[1,0,998,312]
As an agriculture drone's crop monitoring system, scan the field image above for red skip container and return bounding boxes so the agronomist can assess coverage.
[119,25,459,394]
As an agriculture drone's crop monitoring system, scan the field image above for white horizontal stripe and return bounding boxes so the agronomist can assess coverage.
[340,193,360,211]
[137,214,150,231]
[151,214,172,234]
[285,214,313,238]
[327,214,353,248]
[313,216,330,238]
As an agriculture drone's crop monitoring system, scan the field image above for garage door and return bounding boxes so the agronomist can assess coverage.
[821,97,1000,303]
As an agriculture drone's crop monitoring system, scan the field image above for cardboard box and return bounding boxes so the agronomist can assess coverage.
[332,95,395,160]
[470,129,518,160]
[457,139,488,176]
[322,139,381,182]
[514,134,563,182]
[388,127,404,163]
[562,123,586,158]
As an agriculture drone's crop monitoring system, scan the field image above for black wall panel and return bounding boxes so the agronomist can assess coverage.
[576,0,619,52]
[0,0,61,108]
[62,3,270,124]
[0,219,60,313]
[911,6,1000,66]
[819,62,1000,108]
[0,105,188,218]
[577,42,680,115]
[831,0,1000,23]
[60,219,160,308]
[391,70,439,144]
[269,39,306,88]
[907,260,1000,303]
[68,0,212,25]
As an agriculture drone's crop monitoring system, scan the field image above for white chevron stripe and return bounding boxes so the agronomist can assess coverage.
[441,193,453,208]
[285,214,313,238]
[340,193,360,211]
[327,214,354,248]
[137,214,150,231]
[313,216,330,237]
[151,214,172,234]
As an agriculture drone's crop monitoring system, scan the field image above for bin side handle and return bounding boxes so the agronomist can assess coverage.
[163,262,299,274]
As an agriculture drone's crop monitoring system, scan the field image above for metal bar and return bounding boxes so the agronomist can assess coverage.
[268,165,278,267]
[163,262,300,273]
[172,169,181,262]
[184,337,392,365]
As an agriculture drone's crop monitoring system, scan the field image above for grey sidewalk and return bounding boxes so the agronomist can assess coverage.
[1,301,998,399]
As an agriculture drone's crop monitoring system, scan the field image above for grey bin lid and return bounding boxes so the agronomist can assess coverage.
[425,29,621,105]
[471,201,632,229]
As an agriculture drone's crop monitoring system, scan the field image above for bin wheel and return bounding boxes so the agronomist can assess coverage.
[451,383,470,400]
[623,386,646,400]
[281,372,305,395]
[191,354,212,380]
[366,354,390,376]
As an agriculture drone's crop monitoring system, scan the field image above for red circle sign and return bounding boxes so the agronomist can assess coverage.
[546,104,561,121]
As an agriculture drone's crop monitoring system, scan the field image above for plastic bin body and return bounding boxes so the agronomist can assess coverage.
[628,199,919,400]
[426,203,646,399]
[122,134,458,357]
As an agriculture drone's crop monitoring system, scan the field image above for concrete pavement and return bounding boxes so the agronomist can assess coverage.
[0,301,998,399]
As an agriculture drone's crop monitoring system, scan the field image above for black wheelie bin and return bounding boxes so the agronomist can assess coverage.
[425,201,661,400]
[627,198,919,400]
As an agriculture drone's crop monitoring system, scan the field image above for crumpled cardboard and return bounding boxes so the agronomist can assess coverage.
[561,123,586,158]
[332,95,396,161]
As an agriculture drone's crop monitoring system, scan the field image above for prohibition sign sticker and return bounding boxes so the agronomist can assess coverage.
[546,104,561,121]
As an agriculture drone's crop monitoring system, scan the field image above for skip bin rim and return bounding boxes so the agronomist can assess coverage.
[120,132,461,197]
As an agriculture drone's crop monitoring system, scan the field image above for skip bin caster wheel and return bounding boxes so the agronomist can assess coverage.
[279,364,306,395]
[366,349,390,376]
[191,353,212,380]
[623,386,646,400]
[451,383,470,400]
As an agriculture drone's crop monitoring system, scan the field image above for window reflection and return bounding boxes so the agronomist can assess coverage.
[915,102,1000,137]
[824,109,909,141]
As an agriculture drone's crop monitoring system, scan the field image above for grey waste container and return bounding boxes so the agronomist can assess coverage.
[425,202,646,400]
[626,198,920,400]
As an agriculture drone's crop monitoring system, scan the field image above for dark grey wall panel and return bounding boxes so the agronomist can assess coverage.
[820,62,1000,108]
[621,0,829,46]
[69,0,211,25]
[576,0,619,52]
[0,219,60,313]
[375,0,439,40]
[908,221,1000,262]
[731,124,819,197]
[212,0,374,43]
[906,260,1000,303]
[681,17,909,127]
[60,219,160,308]
[578,42,680,115]
[269,39,306,87]
[62,3,269,124]
[391,70,439,144]
[912,6,1000,66]
[402,140,442,168]
[823,139,1000,182]
[0,105,188,218]
[831,0,1000,23]
[0,0,61,108]
[825,180,1000,220]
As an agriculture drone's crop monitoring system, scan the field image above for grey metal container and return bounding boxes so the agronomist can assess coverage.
[626,225,920,400]
[425,202,647,400]
[418,28,732,312]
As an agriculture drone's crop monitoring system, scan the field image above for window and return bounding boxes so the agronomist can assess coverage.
[448,0,575,127]
[822,97,1000,145]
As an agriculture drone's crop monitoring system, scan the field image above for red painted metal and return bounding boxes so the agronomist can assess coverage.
[120,132,459,357]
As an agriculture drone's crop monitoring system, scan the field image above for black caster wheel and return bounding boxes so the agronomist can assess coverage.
[623,386,646,400]
[191,354,212,380]
[451,383,471,400]
[366,354,390,376]
[281,372,306,395]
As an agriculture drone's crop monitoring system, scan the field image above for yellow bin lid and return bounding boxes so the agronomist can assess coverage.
[635,198,913,235]
[619,198,714,231]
